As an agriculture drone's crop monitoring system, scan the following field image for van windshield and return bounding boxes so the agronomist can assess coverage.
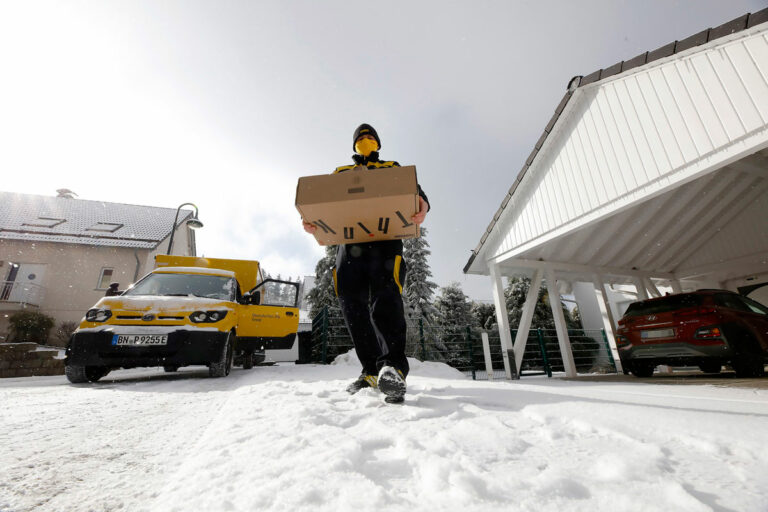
[124,273,235,301]
[624,294,702,317]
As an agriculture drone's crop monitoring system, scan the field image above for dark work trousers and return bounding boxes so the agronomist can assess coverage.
[335,240,409,378]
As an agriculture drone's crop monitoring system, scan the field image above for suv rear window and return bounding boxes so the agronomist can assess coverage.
[624,294,702,317]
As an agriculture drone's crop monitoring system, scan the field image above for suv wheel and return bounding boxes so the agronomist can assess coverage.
[209,332,234,378]
[629,362,655,378]
[731,334,766,378]
[698,362,722,374]
[66,365,110,383]
[732,355,765,378]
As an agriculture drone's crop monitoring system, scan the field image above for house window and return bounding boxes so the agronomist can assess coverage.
[86,222,123,233]
[22,217,66,228]
[97,268,114,289]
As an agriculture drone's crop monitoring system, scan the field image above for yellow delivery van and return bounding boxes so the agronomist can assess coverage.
[65,255,300,383]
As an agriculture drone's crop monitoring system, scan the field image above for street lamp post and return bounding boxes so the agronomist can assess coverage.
[166,202,204,255]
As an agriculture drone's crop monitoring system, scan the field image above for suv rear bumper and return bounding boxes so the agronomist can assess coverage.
[67,326,230,368]
[619,341,732,366]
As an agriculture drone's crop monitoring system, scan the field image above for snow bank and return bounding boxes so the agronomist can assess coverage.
[331,349,466,380]
[1,362,767,512]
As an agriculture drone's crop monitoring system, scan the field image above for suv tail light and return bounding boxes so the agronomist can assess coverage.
[695,326,722,339]
[616,335,630,347]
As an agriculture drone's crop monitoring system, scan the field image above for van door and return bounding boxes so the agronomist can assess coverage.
[237,279,300,350]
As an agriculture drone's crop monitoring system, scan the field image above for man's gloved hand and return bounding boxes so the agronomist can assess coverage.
[412,196,429,226]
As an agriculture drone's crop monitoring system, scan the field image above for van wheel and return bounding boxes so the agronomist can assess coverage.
[698,362,722,374]
[66,365,110,383]
[163,366,179,373]
[242,351,254,370]
[209,332,234,378]
[629,363,655,378]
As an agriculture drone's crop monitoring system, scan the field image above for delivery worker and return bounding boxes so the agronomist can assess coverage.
[302,123,429,403]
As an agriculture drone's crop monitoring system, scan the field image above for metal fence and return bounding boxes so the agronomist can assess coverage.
[476,328,617,379]
[310,306,476,375]
[310,306,618,379]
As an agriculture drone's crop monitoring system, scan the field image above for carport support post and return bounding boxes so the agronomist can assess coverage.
[546,269,577,377]
[644,278,662,298]
[593,275,623,374]
[633,277,649,301]
[513,269,543,375]
[489,262,515,379]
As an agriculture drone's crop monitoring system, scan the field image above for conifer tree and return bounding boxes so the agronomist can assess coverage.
[504,276,580,330]
[402,227,438,320]
[306,246,339,318]
[433,282,473,367]
[434,282,472,327]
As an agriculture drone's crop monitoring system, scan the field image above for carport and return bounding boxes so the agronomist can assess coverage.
[464,11,768,378]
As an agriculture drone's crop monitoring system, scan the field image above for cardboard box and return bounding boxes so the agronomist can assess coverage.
[296,165,420,245]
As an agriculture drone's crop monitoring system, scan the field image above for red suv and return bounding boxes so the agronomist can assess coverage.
[616,290,768,378]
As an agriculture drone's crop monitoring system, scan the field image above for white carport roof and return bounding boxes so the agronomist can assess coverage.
[462,10,768,378]
[464,9,768,291]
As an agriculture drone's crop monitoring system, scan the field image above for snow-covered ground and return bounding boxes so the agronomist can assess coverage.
[1,353,767,512]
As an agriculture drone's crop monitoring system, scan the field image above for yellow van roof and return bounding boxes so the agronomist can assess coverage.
[154,255,261,291]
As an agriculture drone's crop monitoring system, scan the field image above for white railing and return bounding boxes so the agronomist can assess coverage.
[0,281,45,307]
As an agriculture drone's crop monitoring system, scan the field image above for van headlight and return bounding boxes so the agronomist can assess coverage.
[189,310,228,323]
[85,309,112,322]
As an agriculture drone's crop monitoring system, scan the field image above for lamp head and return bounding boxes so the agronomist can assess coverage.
[186,217,204,229]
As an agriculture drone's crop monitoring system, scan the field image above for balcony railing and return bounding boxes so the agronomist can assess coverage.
[0,281,45,307]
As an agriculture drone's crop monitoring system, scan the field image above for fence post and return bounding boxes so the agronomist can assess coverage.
[321,306,329,364]
[465,325,476,380]
[601,329,618,373]
[419,317,426,361]
[537,328,552,378]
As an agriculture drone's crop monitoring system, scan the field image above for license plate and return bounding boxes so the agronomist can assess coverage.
[640,328,674,339]
[112,334,168,346]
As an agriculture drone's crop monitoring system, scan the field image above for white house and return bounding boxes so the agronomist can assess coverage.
[0,191,199,342]
[464,10,768,377]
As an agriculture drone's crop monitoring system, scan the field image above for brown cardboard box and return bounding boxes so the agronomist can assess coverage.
[296,165,420,246]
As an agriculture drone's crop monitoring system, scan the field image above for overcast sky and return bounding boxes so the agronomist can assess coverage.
[1,0,764,300]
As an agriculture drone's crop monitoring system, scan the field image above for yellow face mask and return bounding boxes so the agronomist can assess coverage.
[354,137,378,157]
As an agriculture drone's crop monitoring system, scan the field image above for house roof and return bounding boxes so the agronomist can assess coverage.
[464,8,768,275]
[0,191,193,249]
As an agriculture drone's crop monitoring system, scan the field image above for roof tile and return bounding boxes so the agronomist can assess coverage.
[747,8,768,28]
[622,52,648,73]
[600,62,623,80]
[580,70,601,86]
[676,29,710,53]
[646,42,676,64]
[709,14,749,40]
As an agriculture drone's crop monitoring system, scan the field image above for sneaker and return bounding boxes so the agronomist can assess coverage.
[378,366,406,402]
[346,373,378,394]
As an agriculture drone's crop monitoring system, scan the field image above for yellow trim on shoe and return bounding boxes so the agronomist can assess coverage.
[364,375,378,388]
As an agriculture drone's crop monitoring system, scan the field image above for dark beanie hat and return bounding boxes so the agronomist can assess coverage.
[353,123,381,151]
